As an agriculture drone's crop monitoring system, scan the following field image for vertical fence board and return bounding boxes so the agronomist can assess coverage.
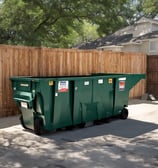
[0,48,3,115]
[147,56,158,98]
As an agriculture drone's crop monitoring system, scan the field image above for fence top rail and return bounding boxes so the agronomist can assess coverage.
[0,44,145,55]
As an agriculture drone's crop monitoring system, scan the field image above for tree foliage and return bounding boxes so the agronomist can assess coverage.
[0,0,157,48]
[142,0,158,18]
[127,0,158,22]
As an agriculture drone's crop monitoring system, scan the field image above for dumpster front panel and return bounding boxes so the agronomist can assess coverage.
[11,79,35,106]
[10,78,37,129]
[93,77,114,119]
[113,74,146,116]
[113,76,129,116]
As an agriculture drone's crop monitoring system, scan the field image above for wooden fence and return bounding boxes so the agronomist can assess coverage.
[0,45,146,117]
[147,55,158,98]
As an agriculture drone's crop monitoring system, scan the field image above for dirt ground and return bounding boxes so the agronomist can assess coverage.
[0,99,158,168]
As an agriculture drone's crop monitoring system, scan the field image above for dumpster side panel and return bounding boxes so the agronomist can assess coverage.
[52,80,72,129]
[35,79,55,130]
[37,80,72,130]
[73,79,97,124]
[93,77,114,119]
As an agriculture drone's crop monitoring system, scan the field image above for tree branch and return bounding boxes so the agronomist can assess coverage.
[33,16,61,33]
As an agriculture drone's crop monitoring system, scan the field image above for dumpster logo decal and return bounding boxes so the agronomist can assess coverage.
[20,83,29,87]
[119,77,126,91]
[58,81,69,92]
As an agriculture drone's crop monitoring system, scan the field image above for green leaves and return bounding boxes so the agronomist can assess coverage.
[143,0,158,18]
[1,0,154,48]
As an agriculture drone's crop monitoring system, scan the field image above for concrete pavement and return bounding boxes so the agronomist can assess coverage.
[0,99,158,168]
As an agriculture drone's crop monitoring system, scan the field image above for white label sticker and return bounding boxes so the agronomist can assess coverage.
[21,102,28,108]
[84,81,89,86]
[58,81,69,92]
[118,77,126,81]
[98,79,103,84]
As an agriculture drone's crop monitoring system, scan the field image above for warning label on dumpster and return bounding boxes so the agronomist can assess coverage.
[108,78,113,84]
[119,77,126,91]
[58,81,69,92]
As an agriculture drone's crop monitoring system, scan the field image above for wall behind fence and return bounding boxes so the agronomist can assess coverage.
[0,45,146,117]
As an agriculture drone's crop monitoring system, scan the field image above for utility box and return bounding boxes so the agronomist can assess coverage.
[10,73,145,135]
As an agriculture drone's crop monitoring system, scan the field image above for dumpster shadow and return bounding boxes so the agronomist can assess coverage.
[45,119,158,142]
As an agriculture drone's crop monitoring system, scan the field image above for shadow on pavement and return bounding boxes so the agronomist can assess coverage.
[45,118,158,142]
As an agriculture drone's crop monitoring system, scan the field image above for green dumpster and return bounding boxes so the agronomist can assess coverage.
[10,73,145,135]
